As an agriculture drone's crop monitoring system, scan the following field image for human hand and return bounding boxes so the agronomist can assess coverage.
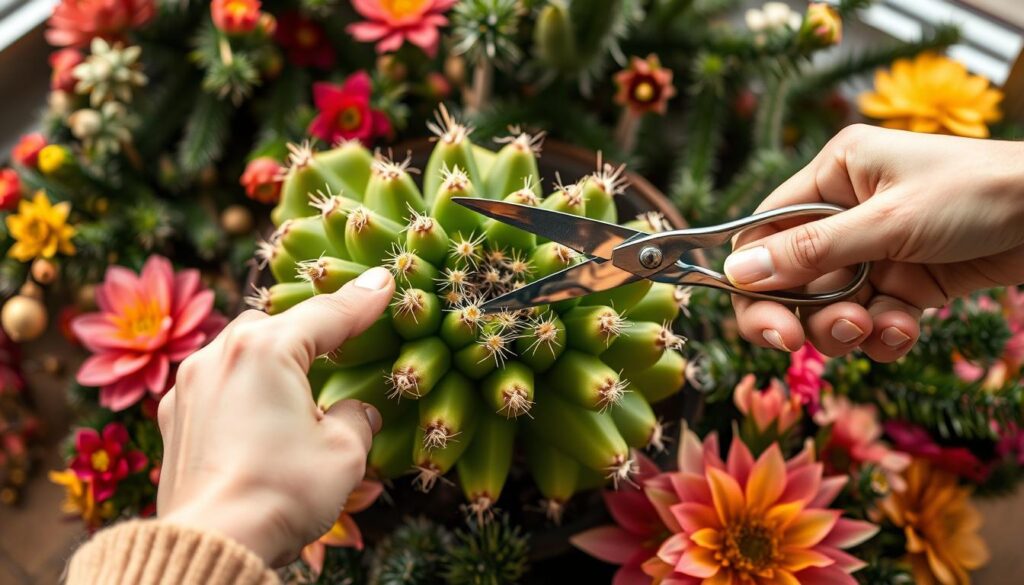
[724,125,1024,361]
[155,267,396,566]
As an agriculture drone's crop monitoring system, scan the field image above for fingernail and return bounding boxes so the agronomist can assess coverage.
[353,266,391,291]
[362,403,382,434]
[831,319,863,344]
[762,329,791,352]
[881,327,911,348]
[724,247,774,285]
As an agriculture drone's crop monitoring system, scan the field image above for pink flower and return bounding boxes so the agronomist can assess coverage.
[951,291,1023,389]
[46,0,155,49]
[0,169,22,212]
[814,394,910,492]
[69,422,147,502]
[570,453,667,585]
[211,0,262,35]
[300,479,383,578]
[733,373,802,434]
[240,157,284,204]
[787,342,829,411]
[347,0,456,58]
[576,426,878,585]
[308,72,392,146]
[884,421,992,482]
[71,256,226,411]
[274,12,335,69]
[12,133,47,168]
[49,49,85,92]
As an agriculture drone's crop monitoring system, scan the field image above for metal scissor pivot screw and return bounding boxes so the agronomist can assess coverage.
[638,246,663,269]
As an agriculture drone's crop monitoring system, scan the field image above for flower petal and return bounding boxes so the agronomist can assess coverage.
[171,289,214,339]
[706,467,745,524]
[671,502,720,534]
[77,353,130,386]
[781,547,834,571]
[571,525,642,565]
[674,546,720,579]
[345,480,383,513]
[319,513,364,549]
[746,443,786,512]
[820,518,879,549]
[784,510,840,548]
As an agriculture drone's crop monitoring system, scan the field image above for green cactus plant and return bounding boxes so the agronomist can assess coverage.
[253,110,689,521]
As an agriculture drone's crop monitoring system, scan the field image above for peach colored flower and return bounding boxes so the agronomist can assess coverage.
[211,0,261,35]
[813,393,910,492]
[300,479,383,577]
[71,256,226,411]
[46,0,155,49]
[347,0,456,58]
[734,374,802,434]
[614,54,676,116]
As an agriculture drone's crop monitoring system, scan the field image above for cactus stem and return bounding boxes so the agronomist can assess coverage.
[427,104,474,144]
[371,150,419,179]
[387,366,422,399]
[296,256,327,283]
[422,423,458,450]
[553,244,578,265]
[385,244,418,284]
[552,176,585,208]
[449,232,485,267]
[440,164,471,190]
[675,286,693,317]
[648,419,667,453]
[605,454,637,489]
[254,238,277,269]
[592,152,629,195]
[413,464,453,492]
[524,314,562,357]
[494,126,545,155]
[597,310,627,345]
[406,208,438,235]
[348,206,372,232]
[510,177,541,205]
[392,289,426,322]
[499,386,533,419]
[540,499,566,525]
[285,140,315,170]
[309,186,348,217]
[596,377,629,412]
[506,250,533,278]
[635,211,671,233]
[657,322,687,351]
[437,267,472,293]
[243,285,270,312]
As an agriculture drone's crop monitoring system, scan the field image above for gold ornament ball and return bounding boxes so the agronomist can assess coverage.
[221,205,254,235]
[30,258,58,285]
[2,294,48,342]
[76,284,97,310]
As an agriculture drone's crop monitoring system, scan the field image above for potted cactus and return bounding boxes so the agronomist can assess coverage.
[248,108,691,523]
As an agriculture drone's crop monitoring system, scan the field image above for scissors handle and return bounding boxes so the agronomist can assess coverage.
[614,203,871,306]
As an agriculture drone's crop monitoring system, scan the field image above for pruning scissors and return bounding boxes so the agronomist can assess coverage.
[452,198,870,313]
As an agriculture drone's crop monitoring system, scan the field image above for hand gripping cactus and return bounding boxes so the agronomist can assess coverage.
[252,110,689,522]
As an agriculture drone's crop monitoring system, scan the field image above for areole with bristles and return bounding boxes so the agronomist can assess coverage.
[255,106,688,519]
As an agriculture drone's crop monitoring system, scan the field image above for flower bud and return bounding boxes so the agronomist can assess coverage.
[11,133,47,168]
[801,2,842,47]
[240,157,284,204]
[211,0,262,35]
[0,169,22,211]
[38,145,72,176]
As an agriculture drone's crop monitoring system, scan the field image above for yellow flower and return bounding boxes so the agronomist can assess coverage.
[38,144,70,175]
[49,469,107,527]
[858,52,1002,138]
[880,459,990,585]
[5,191,77,262]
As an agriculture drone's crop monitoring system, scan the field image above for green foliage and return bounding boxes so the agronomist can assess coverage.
[442,512,530,585]
[368,517,453,585]
[177,93,233,176]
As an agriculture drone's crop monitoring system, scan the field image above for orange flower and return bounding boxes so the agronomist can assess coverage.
[858,53,1002,138]
[734,373,802,434]
[879,460,989,585]
[641,427,877,584]
[211,0,262,35]
[614,54,676,116]
[300,479,383,577]
[49,468,112,529]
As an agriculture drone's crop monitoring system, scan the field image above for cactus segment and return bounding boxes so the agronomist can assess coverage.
[298,256,369,295]
[562,305,625,354]
[389,337,451,399]
[482,360,535,418]
[391,288,443,340]
[385,246,440,291]
[277,216,341,260]
[344,206,404,267]
[363,154,427,222]
[310,190,361,255]
[600,320,667,373]
[413,422,475,492]
[368,409,418,480]
[609,388,663,451]
[418,371,479,451]
[522,430,580,524]
[424,106,482,203]
[514,312,566,373]
[245,282,314,315]
[272,142,347,224]
[483,129,544,200]
[331,316,402,367]
[482,181,541,251]
[440,302,485,349]
[578,278,652,313]
[315,140,374,200]
[534,1,578,72]
[548,349,628,411]
[456,412,516,522]
[317,361,407,424]
[256,237,299,283]
[528,393,633,484]
[540,180,586,217]
[581,156,626,223]
[431,167,482,239]
[405,210,450,266]
[453,337,501,380]
[626,282,685,324]
[631,350,688,404]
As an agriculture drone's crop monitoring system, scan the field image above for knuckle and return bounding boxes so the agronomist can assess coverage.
[175,355,200,388]
[833,123,872,148]
[157,392,174,434]
[788,223,832,271]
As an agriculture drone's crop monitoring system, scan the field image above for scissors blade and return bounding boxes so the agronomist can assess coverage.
[452,198,641,260]
[480,258,640,312]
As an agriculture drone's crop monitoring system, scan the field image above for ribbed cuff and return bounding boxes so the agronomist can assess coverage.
[66,520,279,585]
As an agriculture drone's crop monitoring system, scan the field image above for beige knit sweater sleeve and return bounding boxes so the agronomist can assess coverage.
[66,520,280,585]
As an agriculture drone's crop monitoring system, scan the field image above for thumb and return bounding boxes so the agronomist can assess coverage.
[724,203,886,291]
[275,266,396,370]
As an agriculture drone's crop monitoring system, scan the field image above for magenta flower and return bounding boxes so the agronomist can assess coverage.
[71,256,226,411]
[308,72,392,146]
[70,422,147,502]
[884,421,992,482]
[787,342,829,412]
[347,0,456,58]
[814,394,910,492]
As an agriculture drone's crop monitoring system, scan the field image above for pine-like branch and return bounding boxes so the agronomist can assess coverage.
[177,93,232,177]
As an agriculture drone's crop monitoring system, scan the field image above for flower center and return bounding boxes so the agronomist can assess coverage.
[225,0,252,18]
[720,515,782,576]
[379,0,430,18]
[633,81,656,103]
[91,449,111,472]
[114,299,166,340]
[23,218,49,242]
[337,106,364,131]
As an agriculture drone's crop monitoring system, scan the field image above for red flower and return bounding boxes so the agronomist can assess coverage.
[884,421,992,482]
[211,0,261,35]
[49,49,84,92]
[46,0,156,49]
[613,54,676,116]
[240,157,284,204]
[12,134,48,168]
[70,422,147,502]
[0,169,22,212]
[71,256,227,411]
[308,72,392,146]
[274,12,335,70]
[347,0,456,58]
